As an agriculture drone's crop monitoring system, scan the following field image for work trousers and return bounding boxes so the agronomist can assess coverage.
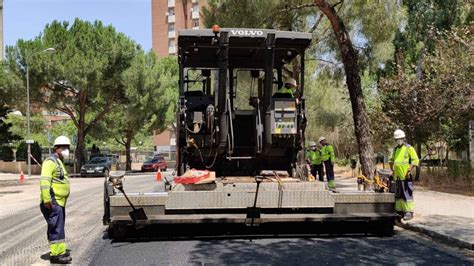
[394,178,414,214]
[323,160,335,189]
[323,160,335,180]
[311,164,324,181]
[40,203,67,256]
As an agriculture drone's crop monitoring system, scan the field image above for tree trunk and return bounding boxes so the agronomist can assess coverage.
[125,131,133,171]
[445,146,449,167]
[416,142,422,158]
[315,0,375,179]
[75,120,86,173]
[75,90,87,173]
[415,142,422,181]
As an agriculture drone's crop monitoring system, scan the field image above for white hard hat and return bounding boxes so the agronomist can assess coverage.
[53,135,71,146]
[393,129,406,139]
[309,141,317,147]
[284,77,297,88]
[318,136,326,142]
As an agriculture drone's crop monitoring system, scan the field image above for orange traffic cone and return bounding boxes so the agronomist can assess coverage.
[19,170,25,184]
[155,168,162,181]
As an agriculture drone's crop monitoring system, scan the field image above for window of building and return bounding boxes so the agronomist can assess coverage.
[169,39,176,48]
[168,23,175,32]
[192,3,199,12]
[168,7,175,16]
[193,20,199,28]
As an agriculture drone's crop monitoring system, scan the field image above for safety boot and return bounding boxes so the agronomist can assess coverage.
[402,212,414,221]
[50,254,72,264]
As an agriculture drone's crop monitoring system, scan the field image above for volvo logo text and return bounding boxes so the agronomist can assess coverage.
[230,30,264,36]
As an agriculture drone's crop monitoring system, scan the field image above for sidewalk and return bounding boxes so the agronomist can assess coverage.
[399,188,474,250]
[335,174,474,250]
[0,172,40,181]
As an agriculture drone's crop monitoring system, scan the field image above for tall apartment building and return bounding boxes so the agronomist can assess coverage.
[0,0,3,60]
[151,0,207,56]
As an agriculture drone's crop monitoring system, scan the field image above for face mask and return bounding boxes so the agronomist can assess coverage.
[60,149,70,158]
[396,139,404,146]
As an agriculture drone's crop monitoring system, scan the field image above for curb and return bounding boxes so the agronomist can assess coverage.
[397,222,473,250]
[69,171,154,178]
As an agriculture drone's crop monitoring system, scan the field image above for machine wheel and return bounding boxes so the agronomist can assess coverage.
[295,150,308,181]
[295,165,308,181]
[291,167,297,178]
[107,225,114,239]
[111,224,127,240]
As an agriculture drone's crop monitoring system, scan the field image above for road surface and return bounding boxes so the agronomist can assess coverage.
[0,174,472,265]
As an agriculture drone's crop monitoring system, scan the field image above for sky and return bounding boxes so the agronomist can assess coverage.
[4,0,152,51]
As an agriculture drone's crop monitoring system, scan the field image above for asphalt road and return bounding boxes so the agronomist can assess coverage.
[0,174,472,265]
[92,230,474,265]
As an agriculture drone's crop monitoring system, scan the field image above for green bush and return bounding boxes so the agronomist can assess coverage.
[447,160,472,179]
[16,142,26,161]
[0,146,14,161]
[335,158,349,166]
[16,141,42,164]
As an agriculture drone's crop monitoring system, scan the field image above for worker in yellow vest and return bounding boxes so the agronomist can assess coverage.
[274,78,297,98]
[39,136,72,264]
[319,136,336,189]
[306,141,324,181]
[389,129,419,221]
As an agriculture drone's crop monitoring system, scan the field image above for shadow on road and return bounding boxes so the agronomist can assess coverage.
[106,221,394,242]
[96,224,471,265]
[0,190,22,195]
[185,234,470,264]
[40,252,50,261]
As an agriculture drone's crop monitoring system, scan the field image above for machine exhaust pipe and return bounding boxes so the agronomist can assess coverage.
[217,32,229,152]
[263,33,275,153]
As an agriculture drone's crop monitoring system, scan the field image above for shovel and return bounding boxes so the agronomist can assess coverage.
[116,186,148,222]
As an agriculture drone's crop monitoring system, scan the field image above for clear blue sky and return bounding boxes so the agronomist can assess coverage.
[4,0,152,51]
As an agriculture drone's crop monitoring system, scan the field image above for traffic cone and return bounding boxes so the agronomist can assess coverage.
[19,170,25,184]
[155,168,162,181]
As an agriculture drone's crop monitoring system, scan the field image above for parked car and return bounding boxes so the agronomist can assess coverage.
[141,157,167,172]
[80,156,119,177]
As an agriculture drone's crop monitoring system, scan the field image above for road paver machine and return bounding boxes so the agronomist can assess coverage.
[103,28,396,239]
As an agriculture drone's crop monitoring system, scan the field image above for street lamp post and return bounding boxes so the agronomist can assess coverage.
[25,47,55,178]
[46,120,52,156]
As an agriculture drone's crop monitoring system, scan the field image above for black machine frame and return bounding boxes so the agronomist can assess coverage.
[176,29,312,177]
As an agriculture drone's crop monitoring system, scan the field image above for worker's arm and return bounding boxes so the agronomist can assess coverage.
[389,150,395,171]
[40,160,55,208]
[329,145,335,163]
[407,146,420,174]
[305,151,311,164]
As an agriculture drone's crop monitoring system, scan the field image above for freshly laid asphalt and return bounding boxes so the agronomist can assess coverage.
[0,173,472,265]
[91,229,473,265]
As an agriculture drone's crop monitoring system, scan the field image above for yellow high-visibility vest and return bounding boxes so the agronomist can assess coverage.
[389,144,419,180]
[276,87,294,98]
[40,155,70,207]
[321,144,335,162]
[307,149,322,165]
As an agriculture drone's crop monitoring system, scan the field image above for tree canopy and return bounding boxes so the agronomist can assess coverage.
[4,19,139,170]
[377,0,472,158]
[109,52,178,170]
